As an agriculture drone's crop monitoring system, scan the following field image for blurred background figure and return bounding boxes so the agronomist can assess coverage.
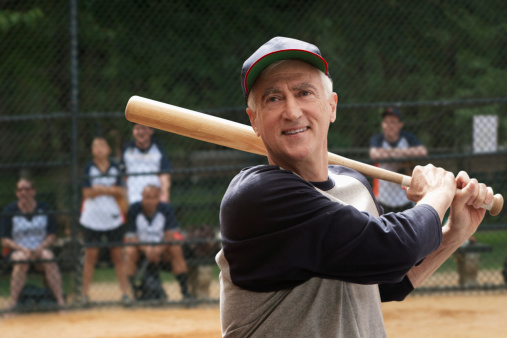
[0,178,65,311]
[125,185,190,300]
[369,108,428,213]
[121,124,172,205]
[79,137,130,304]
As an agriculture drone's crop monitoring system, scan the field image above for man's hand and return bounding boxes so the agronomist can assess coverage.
[446,171,494,245]
[406,171,494,288]
[32,245,45,258]
[405,164,456,221]
[21,247,32,258]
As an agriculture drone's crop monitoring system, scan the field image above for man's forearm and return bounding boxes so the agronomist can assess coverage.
[38,234,56,250]
[2,238,26,251]
[159,173,171,202]
[407,223,461,287]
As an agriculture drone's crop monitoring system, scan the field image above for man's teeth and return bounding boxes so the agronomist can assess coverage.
[284,127,307,135]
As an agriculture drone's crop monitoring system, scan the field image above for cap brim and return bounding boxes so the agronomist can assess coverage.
[244,50,328,94]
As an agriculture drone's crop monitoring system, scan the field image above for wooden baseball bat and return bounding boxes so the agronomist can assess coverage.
[125,95,504,216]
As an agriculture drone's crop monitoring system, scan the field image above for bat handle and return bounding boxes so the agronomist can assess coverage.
[401,175,504,216]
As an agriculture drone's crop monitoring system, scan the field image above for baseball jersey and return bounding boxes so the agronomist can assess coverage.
[80,160,124,231]
[121,139,172,204]
[127,202,179,243]
[370,131,422,207]
[216,165,441,337]
[1,202,57,250]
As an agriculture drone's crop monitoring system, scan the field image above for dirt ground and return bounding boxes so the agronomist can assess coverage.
[1,293,506,337]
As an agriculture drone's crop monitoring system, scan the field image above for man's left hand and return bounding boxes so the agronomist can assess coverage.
[447,171,494,244]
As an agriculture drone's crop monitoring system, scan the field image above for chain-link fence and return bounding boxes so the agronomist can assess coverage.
[1,1,506,313]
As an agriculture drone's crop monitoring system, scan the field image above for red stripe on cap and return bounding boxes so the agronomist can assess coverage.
[244,49,329,95]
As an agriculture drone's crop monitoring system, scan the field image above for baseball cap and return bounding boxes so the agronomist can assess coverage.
[241,36,331,104]
[381,107,402,120]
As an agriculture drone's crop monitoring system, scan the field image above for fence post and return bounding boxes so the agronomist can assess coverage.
[69,0,81,303]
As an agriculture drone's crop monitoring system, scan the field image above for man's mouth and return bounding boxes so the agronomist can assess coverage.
[282,127,308,135]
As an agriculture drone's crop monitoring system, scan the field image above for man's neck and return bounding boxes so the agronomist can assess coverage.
[136,140,151,150]
[18,200,36,213]
[142,208,157,219]
[384,133,400,143]
[270,155,329,182]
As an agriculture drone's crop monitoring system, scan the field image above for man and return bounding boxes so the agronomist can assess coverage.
[124,185,190,299]
[1,178,65,311]
[215,36,493,337]
[80,136,130,304]
[369,108,428,213]
[122,123,172,204]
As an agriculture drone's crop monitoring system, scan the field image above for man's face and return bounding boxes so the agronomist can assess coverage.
[246,60,337,167]
[132,124,154,148]
[381,115,403,142]
[141,186,160,215]
[91,138,111,159]
[16,179,35,203]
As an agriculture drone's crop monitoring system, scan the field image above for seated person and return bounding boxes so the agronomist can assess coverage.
[0,178,65,310]
[124,185,190,299]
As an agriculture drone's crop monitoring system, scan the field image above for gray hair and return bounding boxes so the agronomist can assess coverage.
[247,60,333,111]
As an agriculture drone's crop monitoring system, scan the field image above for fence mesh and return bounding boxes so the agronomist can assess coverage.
[0,1,506,313]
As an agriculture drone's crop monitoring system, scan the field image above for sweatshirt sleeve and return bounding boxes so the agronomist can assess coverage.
[220,166,442,292]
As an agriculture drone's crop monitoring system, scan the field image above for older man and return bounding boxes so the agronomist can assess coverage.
[215,37,493,337]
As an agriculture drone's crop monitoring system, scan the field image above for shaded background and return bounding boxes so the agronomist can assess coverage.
[0,0,506,310]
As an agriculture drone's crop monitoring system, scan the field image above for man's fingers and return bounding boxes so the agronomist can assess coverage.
[485,187,494,205]
[465,178,479,205]
[456,171,471,189]
[471,183,487,209]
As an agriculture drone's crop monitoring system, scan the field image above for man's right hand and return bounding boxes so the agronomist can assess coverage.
[405,164,456,221]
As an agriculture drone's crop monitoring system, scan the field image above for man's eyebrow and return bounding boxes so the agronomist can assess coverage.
[261,87,282,101]
[292,82,318,92]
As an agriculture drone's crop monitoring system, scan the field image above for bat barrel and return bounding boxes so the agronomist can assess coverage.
[125,96,267,156]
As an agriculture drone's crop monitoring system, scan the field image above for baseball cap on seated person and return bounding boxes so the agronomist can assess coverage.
[241,36,331,104]
[381,107,402,120]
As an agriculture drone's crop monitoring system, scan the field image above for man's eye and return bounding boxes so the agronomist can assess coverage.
[267,96,279,102]
[301,90,311,96]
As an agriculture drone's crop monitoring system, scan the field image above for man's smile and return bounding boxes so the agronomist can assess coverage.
[282,127,309,135]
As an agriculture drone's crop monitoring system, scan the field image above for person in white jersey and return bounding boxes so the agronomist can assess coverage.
[125,185,190,299]
[1,178,65,312]
[216,36,494,337]
[79,136,130,304]
[369,107,428,213]
[121,124,172,205]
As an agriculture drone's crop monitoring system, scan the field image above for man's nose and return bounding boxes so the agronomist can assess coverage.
[282,96,302,121]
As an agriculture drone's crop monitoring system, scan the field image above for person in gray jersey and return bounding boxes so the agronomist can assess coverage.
[216,36,494,337]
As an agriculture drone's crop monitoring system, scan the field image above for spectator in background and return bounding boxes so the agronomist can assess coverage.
[121,124,172,205]
[0,178,65,311]
[124,185,190,299]
[369,108,428,213]
[79,136,131,304]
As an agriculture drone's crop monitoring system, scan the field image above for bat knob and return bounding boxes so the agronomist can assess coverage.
[489,194,504,216]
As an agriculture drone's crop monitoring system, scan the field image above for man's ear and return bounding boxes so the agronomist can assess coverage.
[329,93,338,123]
[246,107,260,136]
